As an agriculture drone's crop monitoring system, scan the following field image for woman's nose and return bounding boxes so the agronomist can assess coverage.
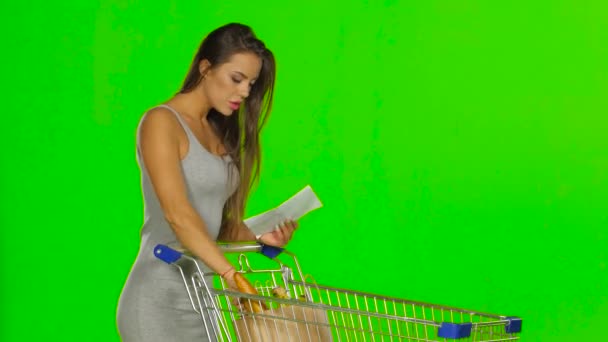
[239,84,251,98]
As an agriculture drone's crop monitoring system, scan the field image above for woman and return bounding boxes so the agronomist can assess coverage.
[117,23,298,341]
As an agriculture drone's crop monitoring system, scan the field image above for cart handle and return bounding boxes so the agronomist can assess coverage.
[220,242,284,258]
[153,243,284,264]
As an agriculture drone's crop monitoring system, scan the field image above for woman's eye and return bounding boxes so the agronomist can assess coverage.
[231,77,242,83]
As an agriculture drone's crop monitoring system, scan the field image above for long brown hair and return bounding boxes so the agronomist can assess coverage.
[179,23,275,241]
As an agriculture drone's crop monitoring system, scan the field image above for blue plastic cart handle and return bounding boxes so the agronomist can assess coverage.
[153,243,283,263]
[260,244,284,259]
[154,244,182,264]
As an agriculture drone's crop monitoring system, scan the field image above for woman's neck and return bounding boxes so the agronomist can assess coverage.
[168,90,211,122]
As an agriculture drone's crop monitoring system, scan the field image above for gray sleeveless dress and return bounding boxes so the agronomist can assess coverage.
[117,104,238,341]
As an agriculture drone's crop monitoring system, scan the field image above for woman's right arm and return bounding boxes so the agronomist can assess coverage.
[138,108,236,285]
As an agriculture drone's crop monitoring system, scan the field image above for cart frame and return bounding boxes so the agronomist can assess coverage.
[154,243,522,341]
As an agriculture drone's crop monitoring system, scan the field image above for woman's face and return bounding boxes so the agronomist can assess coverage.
[201,52,262,116]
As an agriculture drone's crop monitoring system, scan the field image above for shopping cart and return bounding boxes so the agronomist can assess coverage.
[154,243,523,341]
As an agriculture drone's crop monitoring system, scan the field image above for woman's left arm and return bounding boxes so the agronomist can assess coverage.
[232,220,299,247]
[258,220,298,247]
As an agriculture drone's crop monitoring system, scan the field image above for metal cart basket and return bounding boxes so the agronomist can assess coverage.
[154,243,522,341]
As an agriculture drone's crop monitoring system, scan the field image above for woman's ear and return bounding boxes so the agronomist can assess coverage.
[199,59,211,77]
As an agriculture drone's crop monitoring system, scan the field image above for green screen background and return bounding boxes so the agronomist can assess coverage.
[1,1,606,341]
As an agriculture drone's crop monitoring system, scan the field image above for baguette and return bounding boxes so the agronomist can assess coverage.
[233,272,268,313]
[271,287,289,299]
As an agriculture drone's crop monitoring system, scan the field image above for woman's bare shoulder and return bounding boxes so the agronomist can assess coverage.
[140,106,179,126]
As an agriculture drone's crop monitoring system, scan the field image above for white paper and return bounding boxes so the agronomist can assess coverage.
[244,185,323,236]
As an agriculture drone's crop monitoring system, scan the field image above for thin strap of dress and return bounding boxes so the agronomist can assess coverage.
[155,104,192,136]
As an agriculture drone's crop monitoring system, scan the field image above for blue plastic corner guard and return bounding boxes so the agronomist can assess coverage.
[153,244,182,264]
[260,244,284,259]
[437,322,472,339]
[505,316,523,333]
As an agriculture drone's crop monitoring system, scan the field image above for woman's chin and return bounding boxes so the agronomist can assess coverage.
[216,107,236,116]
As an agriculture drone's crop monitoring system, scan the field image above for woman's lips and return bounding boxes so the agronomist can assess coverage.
[229,101,241,110]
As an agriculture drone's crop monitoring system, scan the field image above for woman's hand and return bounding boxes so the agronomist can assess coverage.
[258,219,299,247]
[221,268,245,309]
[222,269,268,312]
[221,267,238,290]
